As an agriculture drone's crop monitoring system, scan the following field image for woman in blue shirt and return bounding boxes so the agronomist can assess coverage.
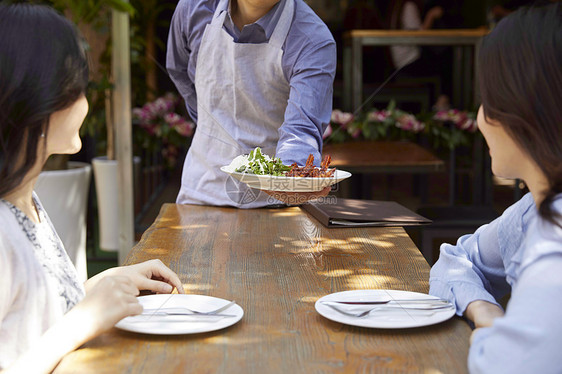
[429,3,562,373]
[166,0,337,208]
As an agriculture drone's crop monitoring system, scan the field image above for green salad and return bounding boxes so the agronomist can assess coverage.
[234,147,291,176]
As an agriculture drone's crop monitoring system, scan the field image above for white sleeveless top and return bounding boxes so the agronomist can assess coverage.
[0,193,84,369]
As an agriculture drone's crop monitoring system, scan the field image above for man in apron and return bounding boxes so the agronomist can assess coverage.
[166,0,336,208]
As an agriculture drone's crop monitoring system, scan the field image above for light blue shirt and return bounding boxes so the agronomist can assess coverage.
[430,192,562,373]
[166,0,337,165]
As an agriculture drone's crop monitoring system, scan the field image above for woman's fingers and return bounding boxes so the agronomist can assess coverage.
[125,299,144,316]
[118,276,141,296]
[109,259,185,294]
[135,278,175,294]
[143,259,185,294]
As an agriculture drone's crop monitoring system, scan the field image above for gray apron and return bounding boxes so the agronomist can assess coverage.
[177,0,294,208]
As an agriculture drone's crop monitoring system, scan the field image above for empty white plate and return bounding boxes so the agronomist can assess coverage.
[315,290,455,329]
[116,294,243,335]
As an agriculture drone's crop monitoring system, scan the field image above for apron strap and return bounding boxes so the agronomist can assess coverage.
[269,0,294,49]
[213,0,294,49]
[212,0,229,21]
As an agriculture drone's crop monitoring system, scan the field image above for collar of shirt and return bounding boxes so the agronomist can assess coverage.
[222,0,286,43]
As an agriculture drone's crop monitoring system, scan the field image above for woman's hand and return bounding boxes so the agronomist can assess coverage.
[85,259,184,295]
[427,6,444,20]
[4,275,146,374]
[465,300,505,329]
[71,275,144,338]
[422,6,444,29]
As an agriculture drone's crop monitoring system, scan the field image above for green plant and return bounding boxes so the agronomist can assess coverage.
[48,0,134,25]
[129,0,176,103]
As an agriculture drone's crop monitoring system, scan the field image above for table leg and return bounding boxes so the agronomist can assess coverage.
[473,39,482,106]
[351,174,363,199]
[449,147,456,206]
[335,176,352,198]
[472,135,483,205]
[352,37,363,113]
[452,46,463,109]
[416,174,429,204]
[463,46,472,109]
[484,151,493,206]
[363,174,373,199]
[343,44,352,111]
[384,174,392,200]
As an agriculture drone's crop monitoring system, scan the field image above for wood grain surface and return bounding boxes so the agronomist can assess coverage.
[54,204,470,374]
[344,29,489,39]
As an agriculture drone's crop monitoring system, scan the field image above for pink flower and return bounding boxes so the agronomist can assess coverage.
[174,120,195,137]
[434,109,466,124]
[331,110,354,127]
[143,102,159,118]
[164,112,182,125]
[433,109,478,132]
[457,118,478,132]
[433,110,450,121]
[367,109,390,122]
[350,128,362,138]
[396,114,425,132]
[141,122,159,136]
[132,107,154,124]
[132,107,144,118]
[346,124,362,138]
[153,97,171,116]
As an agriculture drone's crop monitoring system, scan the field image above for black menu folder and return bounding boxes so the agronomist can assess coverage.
[302,198,431,227]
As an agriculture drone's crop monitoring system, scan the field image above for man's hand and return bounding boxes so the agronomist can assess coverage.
[264,186,331,206]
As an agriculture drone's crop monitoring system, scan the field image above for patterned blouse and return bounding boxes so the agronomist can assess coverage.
[1,195,84,312]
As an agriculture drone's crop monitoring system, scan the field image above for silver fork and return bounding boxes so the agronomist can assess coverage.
[324,302,452,318]
[142,300,236,316]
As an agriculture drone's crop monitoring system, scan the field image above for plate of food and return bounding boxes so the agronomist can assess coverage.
[315,290,456,329]
[115,294,243,335]
[221,147,351,192]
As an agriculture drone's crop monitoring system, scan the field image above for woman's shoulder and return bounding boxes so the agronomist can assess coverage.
[0,199,20,235]
[0,200,31,266]
[497,192,535,234]
[521,194,562,268]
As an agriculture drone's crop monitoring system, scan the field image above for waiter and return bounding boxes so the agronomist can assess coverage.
[166,0,336,208]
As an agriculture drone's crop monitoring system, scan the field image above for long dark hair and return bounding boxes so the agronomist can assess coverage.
[478,3,562,226]
[0,4,89,198]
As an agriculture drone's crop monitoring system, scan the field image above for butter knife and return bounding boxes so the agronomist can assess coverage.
[322,298,450,305]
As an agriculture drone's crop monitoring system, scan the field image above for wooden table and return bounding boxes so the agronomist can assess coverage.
[324,141,444,174]
[54,204,471,373]
[323,140,445,201]
[343,29,489,112]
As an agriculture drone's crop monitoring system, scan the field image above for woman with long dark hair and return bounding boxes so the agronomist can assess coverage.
[0,4,184,372]
[429,3,562,372]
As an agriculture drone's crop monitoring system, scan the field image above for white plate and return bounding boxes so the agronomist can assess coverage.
[220,166,352,192]
[115,294,243,335]
[315,290,455,329]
